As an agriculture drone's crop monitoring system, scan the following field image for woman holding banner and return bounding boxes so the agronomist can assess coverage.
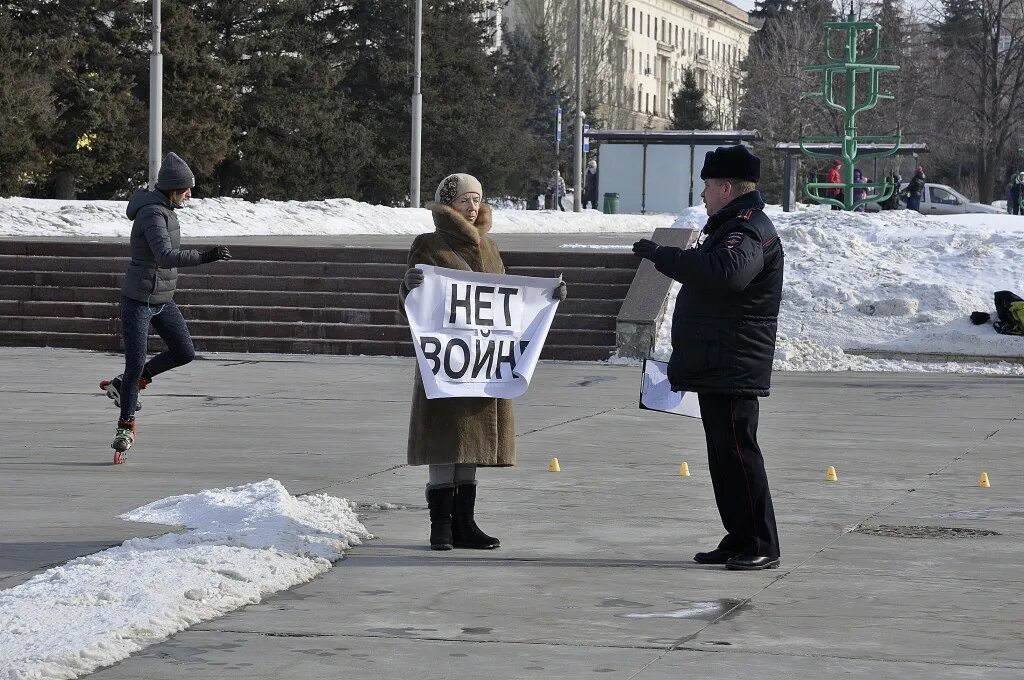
[400,173,566,551]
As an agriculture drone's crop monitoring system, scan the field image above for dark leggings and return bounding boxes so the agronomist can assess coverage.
[119,296,196,420]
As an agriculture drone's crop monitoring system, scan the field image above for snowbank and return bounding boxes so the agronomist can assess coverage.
[0,479,371,680]
[654,204,1024,374]
[0,197,669,238]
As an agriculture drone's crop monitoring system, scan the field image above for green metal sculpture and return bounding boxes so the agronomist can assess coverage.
[800,11,901,210]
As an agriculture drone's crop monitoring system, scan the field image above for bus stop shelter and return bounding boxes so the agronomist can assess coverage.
[592,130,761,214]
[774,142,931,212]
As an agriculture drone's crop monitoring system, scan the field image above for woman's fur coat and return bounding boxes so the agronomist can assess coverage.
[399,202,515,467]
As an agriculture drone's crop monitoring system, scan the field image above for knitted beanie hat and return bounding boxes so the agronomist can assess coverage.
[435,173,483,205]
[155,152,195,192]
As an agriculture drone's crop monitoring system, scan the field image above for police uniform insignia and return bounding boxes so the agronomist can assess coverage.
[723,231,745,249]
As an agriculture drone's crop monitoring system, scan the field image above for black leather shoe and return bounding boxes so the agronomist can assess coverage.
[725,555,780,570]
[693,548,738,565]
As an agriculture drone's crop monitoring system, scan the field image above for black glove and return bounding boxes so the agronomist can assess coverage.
[632,238,660,262]
[200,246,232,264]
[404,268,425,291]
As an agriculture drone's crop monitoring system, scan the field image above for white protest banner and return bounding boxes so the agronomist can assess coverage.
[639,358,701,418]
[404,265,562,399]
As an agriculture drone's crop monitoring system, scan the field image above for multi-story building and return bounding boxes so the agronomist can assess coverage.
[502,0,756,130]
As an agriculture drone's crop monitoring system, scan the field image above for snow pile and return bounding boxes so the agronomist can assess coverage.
[0,479,371,680]
[0,197,669,238]
[653,205,1024,373]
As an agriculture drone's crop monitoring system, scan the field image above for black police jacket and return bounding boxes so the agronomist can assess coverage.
[651,191,784,396]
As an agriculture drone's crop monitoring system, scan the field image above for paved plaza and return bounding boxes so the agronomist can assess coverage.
[1,347,1022,679]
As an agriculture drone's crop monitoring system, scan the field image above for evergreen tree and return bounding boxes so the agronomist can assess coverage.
[670,69,711,130]
[0,10,55,196]
[494,26,565,197]
[8,0,145,198]
[202,0,371,200]
[153,1,238,195]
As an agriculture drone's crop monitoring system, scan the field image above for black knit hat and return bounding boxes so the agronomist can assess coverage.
[155,152,196,192]
[700,145,760,183]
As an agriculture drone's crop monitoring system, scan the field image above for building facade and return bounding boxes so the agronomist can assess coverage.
[503,0,755,130]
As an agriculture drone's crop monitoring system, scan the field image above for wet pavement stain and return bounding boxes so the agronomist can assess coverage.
[366,627,437,637]
[575,376,617,387]
[935,507,1024,519]
[461,626,493,635]
[620,598,747,621]
[598,598,653,608]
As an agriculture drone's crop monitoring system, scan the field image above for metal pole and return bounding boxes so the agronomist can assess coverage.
[148,0,162,190]
[573,0,583,212]
[410,0,423,207]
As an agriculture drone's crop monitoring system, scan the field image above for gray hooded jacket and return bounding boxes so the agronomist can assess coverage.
[121,190,205,304]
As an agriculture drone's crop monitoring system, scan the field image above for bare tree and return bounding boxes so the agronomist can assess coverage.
[737,2,840,200]
[933,0,1024,202]
[506,0,634,128]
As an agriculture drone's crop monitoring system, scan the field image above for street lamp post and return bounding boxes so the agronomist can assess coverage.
[410,0,423,207]
[148,0,162,190]
[573,0,583,212]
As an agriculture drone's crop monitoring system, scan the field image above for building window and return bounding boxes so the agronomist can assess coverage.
[647,13,651,36]
[632,8,635,30]
[653,94,657,116]
[601,0,605,20]
[661,19,666,42]
[645,92,649,113]
[638,10,641,31]
[631,49,635,71]
[638,87,643,111]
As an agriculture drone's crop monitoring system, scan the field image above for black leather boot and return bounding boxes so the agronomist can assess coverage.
[452,483,500,549]
[426,486,455,550]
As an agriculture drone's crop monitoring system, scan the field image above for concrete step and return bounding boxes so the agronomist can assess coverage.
[0,270,631,299]
[0,256,636,284]
[0,316,616,346]
[0,241,638,269]
[0,330,615,361]
[0,286,625,315]
[0,300,619,331]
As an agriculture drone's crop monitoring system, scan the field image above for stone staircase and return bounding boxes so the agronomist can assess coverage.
[0,240,638,361]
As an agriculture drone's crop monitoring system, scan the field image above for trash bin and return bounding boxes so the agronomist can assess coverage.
[603,192,619,214]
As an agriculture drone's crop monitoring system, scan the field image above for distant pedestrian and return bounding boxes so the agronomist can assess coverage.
[100,153,232,463]
[547,169,567,211]
[582,159,599,209]
[903,165,926,212]
[853,168,869,212]
[880,170,902,210]
[1008,173,1024,215]
[826,160,842,210]
[399,173,567,551]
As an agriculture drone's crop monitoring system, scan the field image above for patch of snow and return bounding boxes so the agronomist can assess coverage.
[0,479,370,680]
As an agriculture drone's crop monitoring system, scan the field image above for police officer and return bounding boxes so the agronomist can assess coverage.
[632,145,783,570]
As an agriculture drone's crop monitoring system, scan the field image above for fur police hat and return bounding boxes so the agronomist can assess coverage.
[700,145,760,183]
[435,173,483,205]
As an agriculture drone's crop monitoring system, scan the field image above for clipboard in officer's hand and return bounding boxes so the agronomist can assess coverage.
[639,358,701,419]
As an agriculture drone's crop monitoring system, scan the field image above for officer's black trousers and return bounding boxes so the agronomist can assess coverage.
[697,393,780,558]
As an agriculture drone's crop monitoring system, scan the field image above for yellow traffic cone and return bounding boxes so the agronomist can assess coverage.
[678,462,691,477]
[548,457,560,472]
[979,472,991,488]
[825,466,838,482]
